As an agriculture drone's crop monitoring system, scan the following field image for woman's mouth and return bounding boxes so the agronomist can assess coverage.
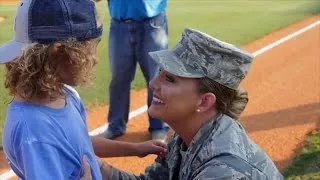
[152,96,165,105]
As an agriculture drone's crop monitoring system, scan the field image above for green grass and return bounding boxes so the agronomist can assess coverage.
[0,4,17,146]
[0,1,320,144]
[284,132,320,180]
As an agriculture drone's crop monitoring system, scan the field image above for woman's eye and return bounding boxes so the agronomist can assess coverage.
[165,75,175,83]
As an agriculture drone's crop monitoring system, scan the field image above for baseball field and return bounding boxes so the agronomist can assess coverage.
[0,0,319,179]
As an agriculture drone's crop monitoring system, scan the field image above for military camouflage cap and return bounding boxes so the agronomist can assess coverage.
[149,28,254,89]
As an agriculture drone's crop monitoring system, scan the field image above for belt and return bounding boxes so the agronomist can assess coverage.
[116,17,150,23]
[119,18,141,23]
[115,12,165,23]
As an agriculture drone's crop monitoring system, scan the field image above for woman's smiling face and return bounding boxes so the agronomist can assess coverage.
[148,69,202,124]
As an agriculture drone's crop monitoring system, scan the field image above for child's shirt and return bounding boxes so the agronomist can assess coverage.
[2,86,102,180]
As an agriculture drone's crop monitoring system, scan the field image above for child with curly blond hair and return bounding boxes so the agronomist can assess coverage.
[0,0,166,179]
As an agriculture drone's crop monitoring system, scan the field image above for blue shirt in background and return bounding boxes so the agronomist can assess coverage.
[3,86,102,180]
[108,0,168,20]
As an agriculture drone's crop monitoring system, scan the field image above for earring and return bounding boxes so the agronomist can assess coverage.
[196,109,200,112]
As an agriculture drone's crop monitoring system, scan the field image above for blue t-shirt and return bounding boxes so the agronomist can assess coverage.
[2,86,102,180]
[108,0,167,20]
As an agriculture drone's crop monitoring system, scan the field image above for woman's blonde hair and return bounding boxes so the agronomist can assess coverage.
[5,39,100,102]
[197,77,248,120]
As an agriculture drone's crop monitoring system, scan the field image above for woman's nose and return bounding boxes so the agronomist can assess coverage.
[149,75,159,91]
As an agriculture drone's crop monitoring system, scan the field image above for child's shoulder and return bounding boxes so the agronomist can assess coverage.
[5,102,58,143]
[7,101,40,121]
[7,103,50,125]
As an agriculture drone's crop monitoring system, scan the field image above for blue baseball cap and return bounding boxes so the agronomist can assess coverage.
[0,0,103,64]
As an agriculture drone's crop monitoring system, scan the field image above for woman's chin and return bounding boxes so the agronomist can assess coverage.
[148,105,163,119]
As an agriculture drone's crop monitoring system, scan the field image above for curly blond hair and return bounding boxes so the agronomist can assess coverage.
[5,39,100,102]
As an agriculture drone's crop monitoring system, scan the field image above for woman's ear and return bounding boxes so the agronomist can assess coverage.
[196,93,216,112]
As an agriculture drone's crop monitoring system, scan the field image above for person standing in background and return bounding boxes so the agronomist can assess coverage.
[96,0,169,141]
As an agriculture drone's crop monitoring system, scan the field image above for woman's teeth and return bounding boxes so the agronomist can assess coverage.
[153,97,164,104]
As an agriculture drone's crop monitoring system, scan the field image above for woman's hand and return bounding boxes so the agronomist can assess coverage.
[135,140,168,158]
[80,156,92,180]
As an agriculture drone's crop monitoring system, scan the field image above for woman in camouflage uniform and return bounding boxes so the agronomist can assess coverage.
[97,28,283,180]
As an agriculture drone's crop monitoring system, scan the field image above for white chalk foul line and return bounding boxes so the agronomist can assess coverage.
[0,170,15,180]
[252,21,320,57]
[89,105,148,136]
[1,20,319,180]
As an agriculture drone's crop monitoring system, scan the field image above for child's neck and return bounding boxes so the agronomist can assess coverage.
[14,96,66,109]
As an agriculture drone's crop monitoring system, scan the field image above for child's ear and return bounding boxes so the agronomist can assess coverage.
[48,43,62,55]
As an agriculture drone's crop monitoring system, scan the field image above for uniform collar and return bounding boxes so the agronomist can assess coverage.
[187,113,223,154]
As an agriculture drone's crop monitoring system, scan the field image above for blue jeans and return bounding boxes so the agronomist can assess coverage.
[107,13,169,135]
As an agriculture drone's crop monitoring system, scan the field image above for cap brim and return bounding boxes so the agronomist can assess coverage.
[0,40,26,64]
[149,50,204,78]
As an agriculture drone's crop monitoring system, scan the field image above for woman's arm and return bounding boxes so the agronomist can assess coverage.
[96,156,169,180]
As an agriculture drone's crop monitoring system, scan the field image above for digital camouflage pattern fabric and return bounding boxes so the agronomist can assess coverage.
[149,28,254,90]
[110,114,283,180]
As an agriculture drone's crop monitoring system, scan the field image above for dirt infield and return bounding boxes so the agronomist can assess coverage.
[0,15,319,179]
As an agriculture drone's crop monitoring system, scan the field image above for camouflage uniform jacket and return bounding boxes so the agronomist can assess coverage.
[110,114,283,180]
